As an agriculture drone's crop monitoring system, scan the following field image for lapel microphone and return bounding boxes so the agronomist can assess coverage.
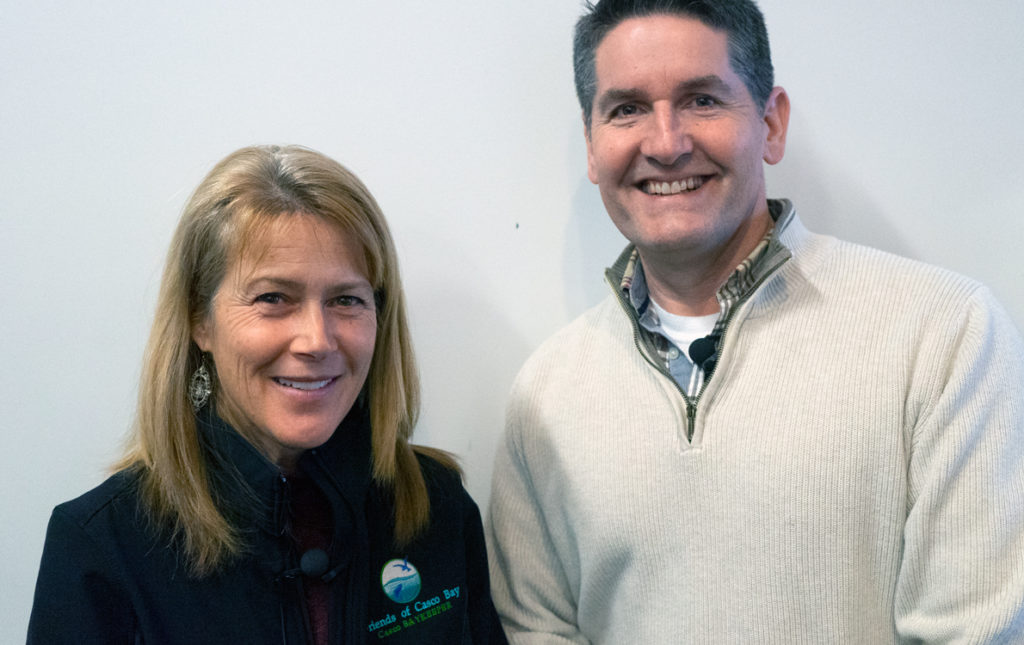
[299,548,329,578]
[276,548,344,583]
[687,335,718,374]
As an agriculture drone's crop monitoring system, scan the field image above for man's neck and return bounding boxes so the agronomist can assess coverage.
[639,210,773,317]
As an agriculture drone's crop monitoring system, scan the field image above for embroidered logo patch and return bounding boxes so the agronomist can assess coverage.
[380,558,421,604]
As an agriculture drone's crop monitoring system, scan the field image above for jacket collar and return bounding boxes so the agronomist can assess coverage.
[195,402,374,540]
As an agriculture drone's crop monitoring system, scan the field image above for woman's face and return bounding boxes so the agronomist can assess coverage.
[193,214,377,470]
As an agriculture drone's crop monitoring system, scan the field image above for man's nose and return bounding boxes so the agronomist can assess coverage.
[640,106,692,166]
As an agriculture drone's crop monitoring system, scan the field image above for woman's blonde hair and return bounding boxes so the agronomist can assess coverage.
[116,144,454,575]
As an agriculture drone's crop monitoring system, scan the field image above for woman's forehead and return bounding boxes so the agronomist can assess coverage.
[226,213,370,280]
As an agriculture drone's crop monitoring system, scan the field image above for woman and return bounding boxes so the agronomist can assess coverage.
[28,145,507,644]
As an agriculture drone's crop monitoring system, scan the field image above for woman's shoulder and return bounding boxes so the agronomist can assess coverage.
[41,469,159,574]
[413,446,466,502]
[408,448,487,549]
[51,469,143,529]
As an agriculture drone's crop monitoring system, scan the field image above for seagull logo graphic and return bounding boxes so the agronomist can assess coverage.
[380,558,421,604]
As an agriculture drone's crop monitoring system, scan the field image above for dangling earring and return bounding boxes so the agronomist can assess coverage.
[189,357,212,411]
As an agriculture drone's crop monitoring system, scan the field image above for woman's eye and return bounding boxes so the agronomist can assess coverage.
[254,293,285,305]
[332,295,366,307]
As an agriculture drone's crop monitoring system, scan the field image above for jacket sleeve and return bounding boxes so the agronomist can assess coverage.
[460,486,510,645]
[27,506,136,644]
[486,392,590,645]
[895,286,1024,642]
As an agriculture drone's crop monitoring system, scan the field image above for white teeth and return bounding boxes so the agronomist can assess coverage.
[645,177,704,195]
[276,378,332,391]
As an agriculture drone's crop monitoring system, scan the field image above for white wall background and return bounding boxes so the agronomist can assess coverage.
[2,1,1021,639]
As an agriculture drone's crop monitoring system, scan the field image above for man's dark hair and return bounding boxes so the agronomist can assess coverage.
[574,0,774,127]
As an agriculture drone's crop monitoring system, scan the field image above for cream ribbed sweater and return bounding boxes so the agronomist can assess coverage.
[487,207,1024,644]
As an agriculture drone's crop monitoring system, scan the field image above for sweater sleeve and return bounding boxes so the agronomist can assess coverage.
[895,286,1024,642]
[487,385,590,645]
[27,506,136,644]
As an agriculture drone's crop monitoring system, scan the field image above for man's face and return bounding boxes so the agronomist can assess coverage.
[585,14,787,264]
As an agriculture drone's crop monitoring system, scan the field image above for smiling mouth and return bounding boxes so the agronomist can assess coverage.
[641,176,706,195]
[273,377,336,391]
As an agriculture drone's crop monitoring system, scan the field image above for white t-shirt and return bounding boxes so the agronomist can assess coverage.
[648,299,718,396]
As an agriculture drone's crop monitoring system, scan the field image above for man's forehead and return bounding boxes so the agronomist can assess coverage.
[593,14,736,91]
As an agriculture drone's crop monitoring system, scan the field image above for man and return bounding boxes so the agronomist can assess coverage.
[486,1,1024,642]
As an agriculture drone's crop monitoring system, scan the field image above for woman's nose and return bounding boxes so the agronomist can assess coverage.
[292,306,335,358]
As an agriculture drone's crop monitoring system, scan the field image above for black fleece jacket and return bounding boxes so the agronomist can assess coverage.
[27,406,507,644]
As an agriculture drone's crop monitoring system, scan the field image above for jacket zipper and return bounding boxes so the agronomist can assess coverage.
[275,473,316,645]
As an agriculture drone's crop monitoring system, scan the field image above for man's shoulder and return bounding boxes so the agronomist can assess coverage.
[781,225,1020,359]
[519,295,625,371]
[505,294,636,422]
[820,236,985,304]
[784,217,987,309]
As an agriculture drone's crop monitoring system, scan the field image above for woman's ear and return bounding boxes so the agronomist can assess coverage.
[192,319,211,353]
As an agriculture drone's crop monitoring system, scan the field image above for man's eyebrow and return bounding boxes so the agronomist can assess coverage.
[595,87,645,114]
[676,75,735,96]
[595,74,738,113]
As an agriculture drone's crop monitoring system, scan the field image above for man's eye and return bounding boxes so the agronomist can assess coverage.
[611,104,640,118]
[693,95,719,108]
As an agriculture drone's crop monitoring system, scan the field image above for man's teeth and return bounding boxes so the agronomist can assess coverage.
[275,378,332,391]
[645,177,704,195]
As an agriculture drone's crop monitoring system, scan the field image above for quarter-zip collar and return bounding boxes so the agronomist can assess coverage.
[604,199,796,442]
[606,199,794,368]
